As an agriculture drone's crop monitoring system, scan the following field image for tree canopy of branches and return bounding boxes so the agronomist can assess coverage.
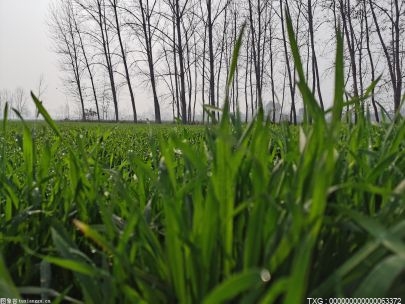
[49,0,405,123]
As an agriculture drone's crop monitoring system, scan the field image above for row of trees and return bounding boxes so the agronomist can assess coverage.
[49,0,405,123]
[0,88,28,117]
[0,76,46,119]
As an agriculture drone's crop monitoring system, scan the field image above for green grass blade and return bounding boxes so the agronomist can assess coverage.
[344,209,405,260]
[31,92,61,138]
[43,256,98,276]
[354,255,405,297]
[285,9,324,125]
[12,109,35,185]
[312,220,405,296]
[202,269,268,304]
[51,226,105,303]
[2,102,8,132]
[226,22,246,89]
[73,219,115,254]
[260,277,288,303]
[223,22,246,121]
[0,254,20,298]
[332,27,344,126]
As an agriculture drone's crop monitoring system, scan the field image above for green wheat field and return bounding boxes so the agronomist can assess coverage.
[1,19,405,303]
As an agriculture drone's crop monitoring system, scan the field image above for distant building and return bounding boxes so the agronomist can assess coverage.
[297,108,304,123]
[265,101,281,122]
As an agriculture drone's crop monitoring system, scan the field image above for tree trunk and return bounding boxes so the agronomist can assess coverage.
[247,0,263,110]
[175,0,188,123]
[281,1,296,124]
[207,0,216,110]
[364,0,379,122]
[73,13,100,121]
[139,0,161,123]
[98,0,119,121]
[112,0,137,122]
[369,0,399,114]
[308,0,324,110]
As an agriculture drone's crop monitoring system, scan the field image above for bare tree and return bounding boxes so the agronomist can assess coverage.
[36,74,48,100]
[13,87,27,116]
[205,0,228,116]
[71,13,101,121]
[49,0,86,120]
[46,0,405,123]
[247,0,267,110]
[0,90,12,117]
[110,0,138,122]
[125,0,162,122]
[35,74,48,118]
[369,0,404,113]
[268,1,277,122]
[363,0,379,121]
[306,0,324,110]
[75,0,120,121]
[173,0,189,123]
[338,0,360,121]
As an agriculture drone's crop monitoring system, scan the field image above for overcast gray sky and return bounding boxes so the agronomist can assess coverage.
[0,0,68,117]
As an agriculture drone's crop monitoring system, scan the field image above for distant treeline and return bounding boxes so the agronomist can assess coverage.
[43,0,405,123]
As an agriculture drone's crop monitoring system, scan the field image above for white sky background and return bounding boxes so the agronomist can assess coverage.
[0,0,65,117]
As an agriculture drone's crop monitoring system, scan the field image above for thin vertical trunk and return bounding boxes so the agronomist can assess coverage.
[247,0,263,109]
[147,0,161,122]
[260,2,269,96]
[139,0,161,122]
[175,0,188,123]
[73,12,100,121]
[183,21,193,122]
[112,0,137,122]
[369,0,400,113]
[244,33,250,123]
[393,0,402,111]
[193,33,198,122]
[249,45,254,118]
[202,25,207,123]
[347,1,359,97]
[357,9,365,114]
[281,66,287,122]
[225,34,230,112]
[364,0,379,122]
[98,0,119,121]
[308,0,324,110]
[163,45,176,121]
[66,5,86,120]
[281,1,296,124]
[72,53,86,120]
[340,0,359,121]
[268,8,276,122]
[172,16,180,119]
[231,10,236,114]
[216,7,228,120]
[207,0,216,111]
